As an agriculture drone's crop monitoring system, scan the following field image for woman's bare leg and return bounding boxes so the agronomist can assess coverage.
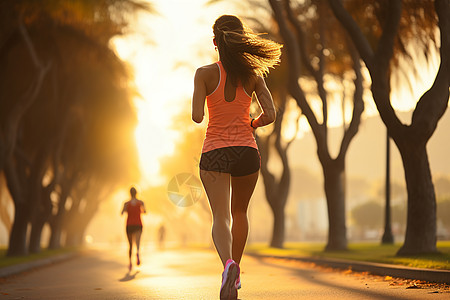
[126,232,133,269]
[200,170,232,267]
[135,230,142,265]
[231,171,259,264]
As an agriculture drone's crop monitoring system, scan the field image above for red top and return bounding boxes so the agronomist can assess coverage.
[202,61,258,153]
[125,200,143,226]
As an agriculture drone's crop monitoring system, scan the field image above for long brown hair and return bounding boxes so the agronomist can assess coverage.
[213,15,282,86]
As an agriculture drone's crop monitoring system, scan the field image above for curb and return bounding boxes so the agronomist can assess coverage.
[0,253,77,278]
[247,252,450,284]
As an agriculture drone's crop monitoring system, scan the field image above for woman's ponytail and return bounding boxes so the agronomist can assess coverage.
[213,15,282,86]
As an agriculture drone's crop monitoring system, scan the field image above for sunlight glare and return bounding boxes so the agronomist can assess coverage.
[112,0,235,187]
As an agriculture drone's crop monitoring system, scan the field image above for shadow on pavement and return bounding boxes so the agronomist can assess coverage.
[119,270,140,282]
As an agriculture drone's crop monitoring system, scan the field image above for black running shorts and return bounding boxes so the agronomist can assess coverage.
[126,225,142,235]
[199,146,260,177]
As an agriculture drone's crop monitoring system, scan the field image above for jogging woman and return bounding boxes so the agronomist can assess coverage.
[121,186,146,271]
[192,15,282,300]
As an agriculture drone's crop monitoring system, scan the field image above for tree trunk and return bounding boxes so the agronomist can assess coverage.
[27,152,50,253]
[48,222,63,249]
[0,136,6,174]
[257,118,291,249]
[48,191,69,249]
[65,229,83,247]
[397,142,437,254]
[322,161,347,250]
[28,214,47,253]
[29,187,52,253]
[65,195,99,247]
[7,203,29,256]
[4,156,30,256]
[65,212,93,248]
[270,206,285,248]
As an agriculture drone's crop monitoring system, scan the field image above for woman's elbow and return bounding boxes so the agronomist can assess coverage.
[267,110,276,124]
[192,114,203,123]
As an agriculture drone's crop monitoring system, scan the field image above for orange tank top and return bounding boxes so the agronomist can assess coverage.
[126,201,142,226]
[202,61,258,153]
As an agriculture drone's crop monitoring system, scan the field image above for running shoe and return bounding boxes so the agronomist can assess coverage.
[137,254,141,266]
[235,274,241,290]
[220,259,239,300]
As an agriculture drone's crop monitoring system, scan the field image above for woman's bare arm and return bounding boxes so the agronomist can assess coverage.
[140,200,147,214]
[252,76,276,128]
[192,68,207,123]
[121,202,127,215]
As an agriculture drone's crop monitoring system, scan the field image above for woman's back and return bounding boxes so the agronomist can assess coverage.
[201,61,257,153]
[125,199,143,226]
[200,63,256,98]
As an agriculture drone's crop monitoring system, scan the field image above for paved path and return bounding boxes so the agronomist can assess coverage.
[0,246,448,299]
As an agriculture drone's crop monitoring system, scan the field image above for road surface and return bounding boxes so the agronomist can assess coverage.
[0,245,448,299]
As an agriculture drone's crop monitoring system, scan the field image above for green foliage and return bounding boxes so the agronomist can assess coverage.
[0,247,78,268]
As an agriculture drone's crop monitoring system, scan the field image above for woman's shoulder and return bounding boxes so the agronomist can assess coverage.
[196,63,219,75]
[196,63,221,94]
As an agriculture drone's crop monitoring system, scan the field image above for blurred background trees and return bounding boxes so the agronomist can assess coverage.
[327,0,449,255]
[264,0,448,255]
[269,0,365,251]
[0,0,150,255]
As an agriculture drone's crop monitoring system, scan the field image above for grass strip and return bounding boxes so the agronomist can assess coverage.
[246,241,450,270]
[0,247,77,269]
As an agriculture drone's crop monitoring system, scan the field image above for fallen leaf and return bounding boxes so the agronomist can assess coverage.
[406,283,421,289]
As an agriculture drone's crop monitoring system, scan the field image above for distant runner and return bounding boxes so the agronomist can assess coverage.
[121,186,146,271]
